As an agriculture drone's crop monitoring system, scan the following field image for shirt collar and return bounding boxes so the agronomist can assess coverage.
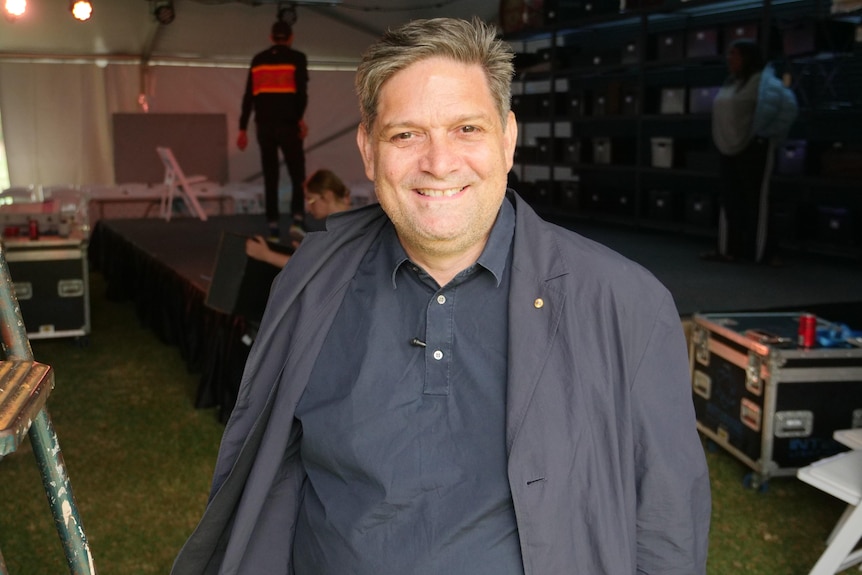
[383,196,515,289]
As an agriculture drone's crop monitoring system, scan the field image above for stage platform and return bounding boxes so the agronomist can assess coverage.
[88,212,862,421]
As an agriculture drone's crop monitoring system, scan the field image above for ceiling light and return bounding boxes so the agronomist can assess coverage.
[154,1,174,25]
[70,0,92,21]
[4,0,26,20]
[277,2,297,26]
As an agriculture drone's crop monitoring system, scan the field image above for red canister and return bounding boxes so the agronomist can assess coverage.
[798,313,816,348]
[28,219,39,240]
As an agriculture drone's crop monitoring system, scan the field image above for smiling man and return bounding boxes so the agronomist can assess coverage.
[172,18,710,575]
[356,54,517,286]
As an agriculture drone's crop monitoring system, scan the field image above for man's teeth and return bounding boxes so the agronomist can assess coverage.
[416,188,462,197]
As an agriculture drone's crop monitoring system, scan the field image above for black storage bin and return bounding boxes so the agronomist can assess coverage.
[820,142,862,178]
[685,192,715,226]
[620,87,640,115]
[686,28,720,58]
[783,19,856,56]
[534,93,558,118]
[655,31,685,61]
[592,137,637,165]
[816,206,854,245]
[724,22,759,48]
[592,90,609,116]
[536,46,571,69]
[530,180,556,207]
[561,139,584,164]
[535,137,568,163]
[610,188,636,216]
[511,94,540,118]
[688,86,720,114]
[647,189,678,221]
[621,40,642,64]
[588,50,622,68]
[775,140,808,176]
[557,180,580,209]
[566,87,587,118]
[581,187,609,212]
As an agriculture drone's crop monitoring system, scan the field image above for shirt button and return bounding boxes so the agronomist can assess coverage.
[437,294,446,304]
[433,350,443,360]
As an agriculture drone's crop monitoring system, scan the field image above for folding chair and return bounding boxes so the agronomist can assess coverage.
[797,450,862,575]
[0,244,95,574]
[156,147,209,222]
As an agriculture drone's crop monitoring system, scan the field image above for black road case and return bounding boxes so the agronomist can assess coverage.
[689,312,862,487]
[4,235,91,341]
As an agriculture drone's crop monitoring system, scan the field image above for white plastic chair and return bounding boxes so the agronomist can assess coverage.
[156,147,210,221]
[797,450,862,574]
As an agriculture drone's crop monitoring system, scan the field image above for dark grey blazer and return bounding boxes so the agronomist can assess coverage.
[172,191,710,575]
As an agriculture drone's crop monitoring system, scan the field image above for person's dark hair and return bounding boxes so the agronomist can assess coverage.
[355,17,514,131]
[728,38,764,88]
[272,21,293,42]
[305,169,349,200]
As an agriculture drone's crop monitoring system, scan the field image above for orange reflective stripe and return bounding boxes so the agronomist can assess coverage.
[251,64,297,95]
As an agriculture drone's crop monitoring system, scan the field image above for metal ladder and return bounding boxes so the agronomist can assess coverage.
[0,242,95,574]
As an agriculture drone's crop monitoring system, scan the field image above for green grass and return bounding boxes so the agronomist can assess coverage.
[0,271,856,574]
[0,272,223,574]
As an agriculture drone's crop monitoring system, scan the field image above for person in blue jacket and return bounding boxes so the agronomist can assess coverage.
[172,17,710,575]
[705,38,798,265]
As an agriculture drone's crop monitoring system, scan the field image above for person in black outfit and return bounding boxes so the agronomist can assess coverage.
[237,20,309,239]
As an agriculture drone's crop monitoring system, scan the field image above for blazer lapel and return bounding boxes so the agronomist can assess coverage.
[505,194,568,454]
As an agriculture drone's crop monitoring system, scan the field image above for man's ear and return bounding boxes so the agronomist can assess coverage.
[356,123,375,181]
[503,111,518,172]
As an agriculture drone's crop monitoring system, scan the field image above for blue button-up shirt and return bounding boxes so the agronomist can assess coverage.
[293,198,522,575]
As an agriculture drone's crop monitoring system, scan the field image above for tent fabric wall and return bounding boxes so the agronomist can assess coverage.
[0,62,365,190]
[0,61,114,186]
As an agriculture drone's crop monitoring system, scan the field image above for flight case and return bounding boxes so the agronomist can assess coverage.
[689,312,862,487]
[3,234,91,341]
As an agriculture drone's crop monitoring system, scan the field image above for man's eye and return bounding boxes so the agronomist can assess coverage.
[461,125,477,133]
[393,132,413,141]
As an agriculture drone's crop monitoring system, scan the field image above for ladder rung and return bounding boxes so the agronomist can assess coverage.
[0,360,55,457]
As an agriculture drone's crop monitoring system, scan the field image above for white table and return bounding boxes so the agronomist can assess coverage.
[834,429,862,451]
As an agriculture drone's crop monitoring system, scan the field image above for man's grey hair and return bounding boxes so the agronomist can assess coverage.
[355,17,515,131]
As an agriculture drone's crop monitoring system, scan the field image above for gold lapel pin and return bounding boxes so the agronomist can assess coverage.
[534,298,544,309]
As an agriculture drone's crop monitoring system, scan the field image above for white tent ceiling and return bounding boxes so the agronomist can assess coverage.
[0,0,506,192]
[0,0,502,67]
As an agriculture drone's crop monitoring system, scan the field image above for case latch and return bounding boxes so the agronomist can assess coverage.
[745,352,763,396]
[694,325,709,366]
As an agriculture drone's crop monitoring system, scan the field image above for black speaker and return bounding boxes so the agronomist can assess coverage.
[205,232,293,323]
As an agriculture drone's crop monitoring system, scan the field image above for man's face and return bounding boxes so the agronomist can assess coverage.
[357,57,517,266]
